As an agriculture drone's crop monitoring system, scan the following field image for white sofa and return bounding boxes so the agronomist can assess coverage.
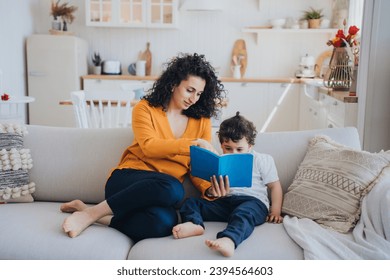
[0,125,362,260]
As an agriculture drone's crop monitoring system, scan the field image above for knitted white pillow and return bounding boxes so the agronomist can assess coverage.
[0,124,35,203]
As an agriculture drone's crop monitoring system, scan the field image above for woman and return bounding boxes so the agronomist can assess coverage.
[61,53,225,242]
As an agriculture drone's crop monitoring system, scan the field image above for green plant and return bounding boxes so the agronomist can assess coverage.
[302,7,324,20]
[92,52,102,66]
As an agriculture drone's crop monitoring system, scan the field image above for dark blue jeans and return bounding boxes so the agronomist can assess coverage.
[105,169,184,242]
[179,195,268,248]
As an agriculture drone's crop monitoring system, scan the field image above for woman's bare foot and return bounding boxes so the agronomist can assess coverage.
[60,199,87,213]
[62,210,96,238]
[172,222,204,239]
[62,200,113,238]
[205,237,235,257]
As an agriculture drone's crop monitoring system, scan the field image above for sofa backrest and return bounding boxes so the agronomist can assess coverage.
[25,125,133,203]
[25,125,361,204]
[253,127,361,194]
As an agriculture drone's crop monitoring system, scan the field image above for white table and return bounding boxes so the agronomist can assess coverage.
[0,96,35,124]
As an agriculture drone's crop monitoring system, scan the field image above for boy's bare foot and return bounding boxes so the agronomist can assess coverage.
[205,237,235,257]
[62,210,96,238]
[60,199,87,213]
[172,222,204,239]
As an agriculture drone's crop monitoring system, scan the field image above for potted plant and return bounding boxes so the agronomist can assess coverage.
[302,7,324,29]
[50,0,77,31]
[92,52,102,75]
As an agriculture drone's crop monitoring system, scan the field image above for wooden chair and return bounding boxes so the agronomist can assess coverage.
[70,90,137,128]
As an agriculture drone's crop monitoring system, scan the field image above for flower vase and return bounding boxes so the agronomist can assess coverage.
[51,17,62,31]
[323,47,353,92]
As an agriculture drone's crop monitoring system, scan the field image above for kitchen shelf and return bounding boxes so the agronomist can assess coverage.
[242,27,338,45]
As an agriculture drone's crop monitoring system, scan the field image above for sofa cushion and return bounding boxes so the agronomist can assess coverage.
[0,202,133,259]
[0,124,35,203]
[282,135,390,233]
[128,222,303,260]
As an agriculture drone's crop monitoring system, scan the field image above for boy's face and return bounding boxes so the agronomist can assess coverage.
[221,138,252,154]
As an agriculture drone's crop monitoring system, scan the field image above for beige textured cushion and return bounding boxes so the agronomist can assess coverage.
[282,135,390,233]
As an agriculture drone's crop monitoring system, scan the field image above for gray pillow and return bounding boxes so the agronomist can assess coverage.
[0,124,35,203]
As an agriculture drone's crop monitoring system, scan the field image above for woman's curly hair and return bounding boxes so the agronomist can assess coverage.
[144,53,225,119]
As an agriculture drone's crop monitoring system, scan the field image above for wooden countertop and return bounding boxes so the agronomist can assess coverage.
[82,75,302,84]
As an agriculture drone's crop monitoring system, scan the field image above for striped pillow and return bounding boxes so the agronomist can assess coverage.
[282,135,390,233]
[0,124,35,203]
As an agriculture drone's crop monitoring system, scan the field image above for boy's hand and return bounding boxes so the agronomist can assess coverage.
[266,212,283,223]
[206,175,230,198]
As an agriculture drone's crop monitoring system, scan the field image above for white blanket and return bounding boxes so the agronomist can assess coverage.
[283,167,390,260]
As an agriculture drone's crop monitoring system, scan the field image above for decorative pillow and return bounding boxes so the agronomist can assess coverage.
[282,135,390,233]
[0,124,35,203]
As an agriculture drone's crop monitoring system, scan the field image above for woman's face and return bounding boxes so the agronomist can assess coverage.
[170,75,206,111]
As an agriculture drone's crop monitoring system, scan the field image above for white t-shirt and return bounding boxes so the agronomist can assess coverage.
[229,150,279,209]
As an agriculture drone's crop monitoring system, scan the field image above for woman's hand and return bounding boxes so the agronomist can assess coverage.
[193,138,218,153]
[206,175,230,198]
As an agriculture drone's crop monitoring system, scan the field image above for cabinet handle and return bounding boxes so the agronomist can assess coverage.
[328,123,333,128]
[333,101,338,106]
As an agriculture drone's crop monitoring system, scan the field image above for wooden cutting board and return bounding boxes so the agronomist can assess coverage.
[139,42,152,76]
[231,39,247,77]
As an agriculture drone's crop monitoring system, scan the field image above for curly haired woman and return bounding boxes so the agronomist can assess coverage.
[60,53,225,242]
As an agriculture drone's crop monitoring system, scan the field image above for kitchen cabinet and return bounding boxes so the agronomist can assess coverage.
[320,93,358,128]
[299,83,327,130]
[299,82,358,130]
[86,0,178,28]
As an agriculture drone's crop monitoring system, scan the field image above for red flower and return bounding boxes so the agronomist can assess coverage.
[349,25,360,35]
[1,93,9,101]
[326,25,360,48]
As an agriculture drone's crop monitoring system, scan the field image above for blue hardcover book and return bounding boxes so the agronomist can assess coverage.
[190,146,253,187]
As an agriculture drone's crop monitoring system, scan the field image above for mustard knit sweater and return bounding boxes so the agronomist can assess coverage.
[114,99,211,196]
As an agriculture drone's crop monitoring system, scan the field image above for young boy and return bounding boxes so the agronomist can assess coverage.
[172,112,283,257]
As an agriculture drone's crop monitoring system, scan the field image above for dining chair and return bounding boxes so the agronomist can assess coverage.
[70,90,136,128]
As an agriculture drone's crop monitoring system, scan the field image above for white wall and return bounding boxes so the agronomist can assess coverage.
[0,0,40,122]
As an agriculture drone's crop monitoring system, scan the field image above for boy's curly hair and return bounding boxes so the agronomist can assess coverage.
[144,53,225,119]
[218,112,257,145]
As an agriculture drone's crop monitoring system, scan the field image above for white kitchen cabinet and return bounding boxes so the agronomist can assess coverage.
[299,84,327,130]
[299,83,358,130]
[320,93,358,128]
[86,0,178,28]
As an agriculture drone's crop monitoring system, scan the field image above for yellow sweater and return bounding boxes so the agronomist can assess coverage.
[114,99,211,196]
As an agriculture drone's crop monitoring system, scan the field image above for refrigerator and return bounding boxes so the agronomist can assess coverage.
[27,34,88,127]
